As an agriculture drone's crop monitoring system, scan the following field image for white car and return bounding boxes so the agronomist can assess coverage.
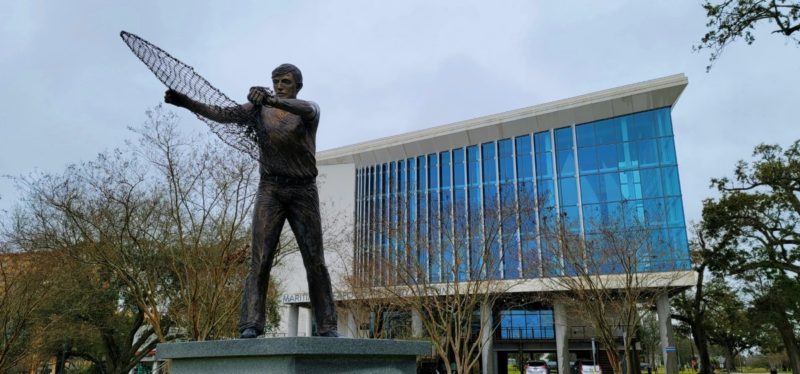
[526,360,550,374]
[571,360,602,374]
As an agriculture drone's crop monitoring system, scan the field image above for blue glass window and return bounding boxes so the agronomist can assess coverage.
[428,154,438,194]
[586,201,623,229]
[521,236,538,278]
[534,131,551,153]
[595,119,622,144]
[644,198,666,227]
[560,205,580,233]
[537,179,556,208]
[381,163,389,281]
[624,200,645,228]
[554,127,573,150]
[369,166,376,279]
[440,151,453,281]
[482,142,497,185]
[556,150,575,177]
[668,227,689,257]
[453,149,465,188]
[576,123,595,148]
[481,142,501,278]
[440,151,451,189]
[398,160,406,264]
[578,148,598,174]
[655,108,673,137]
[428,154,440,283]
[499,138,519,278]
[580,174,601,205]
[467,146,480,187]
[418,156,428,279]
[515,136,533,181]
[453,148,468,281]
[601,172,622,202]
[498,139,514,182]
[535,153,553,178]
[641,168,663,198]
[666,197,685,226]
[355,107,689,282]
[408,158,417,266]
[628,111,656,141]
[621,171,642,200]
[467,145,482,277]
[658,138,677,165]
[661,166,681,196]
[499,309,554,339]
[617,142,638,170]
[389,162,397,270]
[597,144,618,172]
[582,203,601,233]
[638,139,659,167]
[558,177,578,206]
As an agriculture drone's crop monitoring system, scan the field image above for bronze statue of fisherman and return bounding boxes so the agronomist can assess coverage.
[164,64,338,338]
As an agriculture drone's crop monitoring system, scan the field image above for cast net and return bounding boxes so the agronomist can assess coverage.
[120,31,262,162]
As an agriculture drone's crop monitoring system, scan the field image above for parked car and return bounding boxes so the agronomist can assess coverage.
[526,360,550,374]
[571,360,601,374]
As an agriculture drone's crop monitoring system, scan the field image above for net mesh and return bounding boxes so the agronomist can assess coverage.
[120,31,262,162]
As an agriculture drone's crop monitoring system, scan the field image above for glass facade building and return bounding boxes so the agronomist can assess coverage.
[353,107,690,284]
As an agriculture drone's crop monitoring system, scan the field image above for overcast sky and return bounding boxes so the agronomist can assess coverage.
[1,0,798,227]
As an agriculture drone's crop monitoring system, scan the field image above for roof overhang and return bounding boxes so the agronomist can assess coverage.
[318,74,688,166]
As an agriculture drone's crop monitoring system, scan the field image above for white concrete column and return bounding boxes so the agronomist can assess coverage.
[412,309,424,338]
[152,360,160,374]
[554,303,570,374]
[657,294,678,374]
[286,304,299,337]
[300,306,313,336]
[480,302,496,374]
[346,308,358,338]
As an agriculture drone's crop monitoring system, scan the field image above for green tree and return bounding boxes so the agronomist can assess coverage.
[31,250,159,374]
[702,140,800,374]
[697,0,800,70]
[705,282,756,372]
[671,224,737,374]
[0,248,53,373]
[639,311,661,370]
[703,140,800,277]
[747,274,800,372]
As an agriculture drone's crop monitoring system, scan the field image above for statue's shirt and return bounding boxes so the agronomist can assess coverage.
[256,102,319,179]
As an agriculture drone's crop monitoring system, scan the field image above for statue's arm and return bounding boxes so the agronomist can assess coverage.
[247,87,318,123]
[165,89,255,124]
[267,98,318,122]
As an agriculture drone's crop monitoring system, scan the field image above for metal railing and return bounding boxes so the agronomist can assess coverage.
[497,327,555,340]
[497,325,625,340]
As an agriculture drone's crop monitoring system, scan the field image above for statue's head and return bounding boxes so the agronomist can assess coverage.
[272,63,303,99]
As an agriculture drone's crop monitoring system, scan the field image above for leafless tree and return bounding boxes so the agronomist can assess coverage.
[538,203,689,374]
[339,196,529,374]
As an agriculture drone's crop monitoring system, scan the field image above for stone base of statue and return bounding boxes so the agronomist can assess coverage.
[156,337,432,374]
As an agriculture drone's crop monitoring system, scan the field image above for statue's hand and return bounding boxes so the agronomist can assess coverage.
[248,86,275,106]
[164,89,189,107]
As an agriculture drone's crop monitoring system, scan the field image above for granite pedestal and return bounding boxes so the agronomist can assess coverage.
[157,337,431,374]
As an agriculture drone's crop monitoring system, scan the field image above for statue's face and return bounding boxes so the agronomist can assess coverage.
[272,73,298,99]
